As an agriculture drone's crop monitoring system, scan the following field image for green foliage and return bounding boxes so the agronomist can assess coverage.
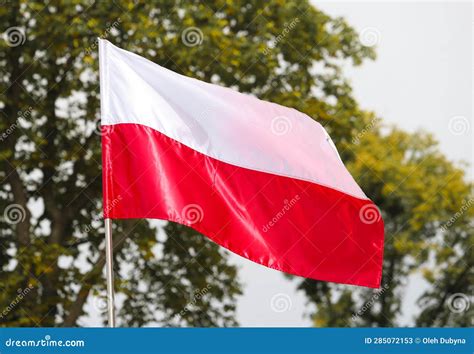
[0,0,374,326]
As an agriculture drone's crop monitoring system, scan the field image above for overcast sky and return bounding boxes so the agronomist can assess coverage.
[231,1,472,327]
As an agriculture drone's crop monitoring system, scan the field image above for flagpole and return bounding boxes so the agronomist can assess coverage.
[104,218,116,327]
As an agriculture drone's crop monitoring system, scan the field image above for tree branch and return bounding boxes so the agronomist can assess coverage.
[62,220,134,326]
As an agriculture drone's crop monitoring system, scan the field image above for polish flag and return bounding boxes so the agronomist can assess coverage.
[99,39,384,288]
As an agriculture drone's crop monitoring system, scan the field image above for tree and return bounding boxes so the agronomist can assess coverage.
[0,0,374,326]
[296,123,473,327]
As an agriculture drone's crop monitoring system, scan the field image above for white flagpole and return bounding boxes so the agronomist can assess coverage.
[104,218,116,327]
[99,39,115,328]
